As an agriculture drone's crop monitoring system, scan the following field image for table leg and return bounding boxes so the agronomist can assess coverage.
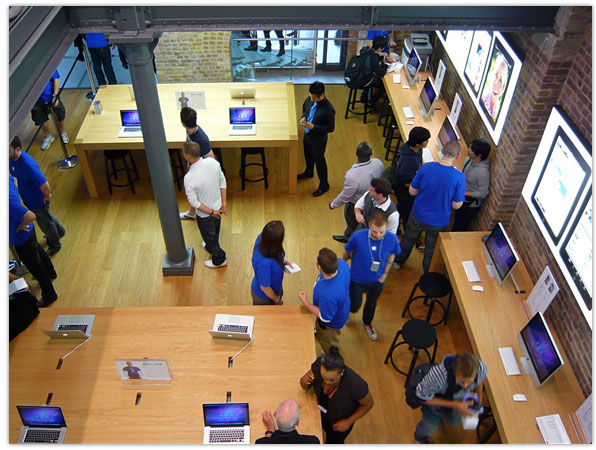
[74,145,98,197]
[288,139,298,194]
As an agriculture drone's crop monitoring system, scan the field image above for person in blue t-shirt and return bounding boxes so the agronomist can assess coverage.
[84,33,117,86]
[251,221,292,305]
[10,136,66,256]
[123,361,142,379]
[9,176,58,307]
[394,140,466,273]
[298,248,350,353]
[30,69,68,150]
[343,211,401,341]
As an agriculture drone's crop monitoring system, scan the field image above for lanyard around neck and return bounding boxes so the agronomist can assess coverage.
[368,234,383,263]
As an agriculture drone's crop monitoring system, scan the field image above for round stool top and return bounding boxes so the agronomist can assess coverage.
[402,319,437,349]
[418,272,452,298]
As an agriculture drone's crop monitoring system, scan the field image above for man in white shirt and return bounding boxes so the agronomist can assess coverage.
[329,142,385,243]
[354,178,399,235]
[182,142,228,268]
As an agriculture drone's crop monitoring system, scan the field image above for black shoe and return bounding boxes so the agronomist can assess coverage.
[276,49,285,57]
[244,44,258,51]
[260,45,272,52]
[37,297,57,308]
[58,230,66,238]
[332,235,348,243]
[47,247,61,257]
[49,271,58,280]
[297,172,314,180]
[313,187,329,197]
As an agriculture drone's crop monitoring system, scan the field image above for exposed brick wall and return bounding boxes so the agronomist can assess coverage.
[154,32,232,83]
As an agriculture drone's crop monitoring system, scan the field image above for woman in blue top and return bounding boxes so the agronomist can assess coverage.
[251,221,291,305]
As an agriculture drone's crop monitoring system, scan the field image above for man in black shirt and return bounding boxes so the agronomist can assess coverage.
[255,399,320,444]
[298,81,336,197]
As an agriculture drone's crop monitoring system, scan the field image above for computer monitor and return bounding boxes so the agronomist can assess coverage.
[418,78,437,117]
[437,116,460,148]
[517,312,564,387]
[404,48,422,85]
[483,222,520,284]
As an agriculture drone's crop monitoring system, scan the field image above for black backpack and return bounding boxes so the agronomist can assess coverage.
[344,53,372,89]
[405,355,458,409]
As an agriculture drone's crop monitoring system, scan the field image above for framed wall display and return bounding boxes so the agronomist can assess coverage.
[440,30,473,72]
[464,31,492,95]
[479,38,515,126]
[522,105,592,326]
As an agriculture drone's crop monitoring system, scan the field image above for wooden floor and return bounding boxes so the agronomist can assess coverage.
[12,84,500,444]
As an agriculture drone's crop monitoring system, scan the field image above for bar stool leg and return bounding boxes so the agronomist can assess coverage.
[240,149,247,191]
[401,282,420,318]
[128,152,139,182]
[123,155,136,195]
[443,292,453,325]
[384,330,402,364]
[404,349,420,387]
[261,150,268,189]
[105,157,113,195]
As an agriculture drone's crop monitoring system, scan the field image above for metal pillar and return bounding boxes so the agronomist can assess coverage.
[121,38,194,276]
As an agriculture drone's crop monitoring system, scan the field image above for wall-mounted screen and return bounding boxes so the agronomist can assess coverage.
[479,39,515,126]
[464,31,492,95]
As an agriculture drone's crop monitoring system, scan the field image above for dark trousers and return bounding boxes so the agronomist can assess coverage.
[343,202,358,239]
[32,202,65,251]
[197,216,226,265]
[263,30,285,50]
[349,281,385,326]
[303,133,329,190]
[14,229,57,301]
[452,203,481,231]
[395,183,415,233]
[89,45,117,85]
[396,214,447,273]
[322,416,353,444]
[368,76,386,107]
[241,31,257,47]
[212,148,226,175]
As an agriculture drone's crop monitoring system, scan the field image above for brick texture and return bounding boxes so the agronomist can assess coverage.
[154,32,232,83]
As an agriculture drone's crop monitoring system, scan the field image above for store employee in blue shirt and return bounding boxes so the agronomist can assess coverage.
[84,33,117,86]
[394,140,466,273]
[298,248,350,353]
[9,176,58,307]
[30,69,69,150]
[10,136,66,256]
[343,211,401,341]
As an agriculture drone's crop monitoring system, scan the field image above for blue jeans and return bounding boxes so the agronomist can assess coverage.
[196,216,226,265]
[414,404,461,442]
[395,213,447,273]
[349,281,385,326]
[33,202,65,251]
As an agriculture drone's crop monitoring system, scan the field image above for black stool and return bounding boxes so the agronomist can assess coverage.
[402,272,453,326]
[377,92,391,129]
[103,150,139,195]
[344,86,371,123]
[239,147,268,190]
[169,148,185,191]
[384,116,403,161]
[477,405,498,443]
[384,319,438,387]
[212,147,226,175]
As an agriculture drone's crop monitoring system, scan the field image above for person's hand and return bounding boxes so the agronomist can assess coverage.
[43,194,51,204]
[262,411,276,431]
[332,418,353,432]
[17,223,29,232]
[210,209,222,219]
[53,97,59,107]
[355,212,365,224]
[385,56,395,64]
[219,204,228,215]
[378,272,388,283]
[328,201,334,210]
[284,259,292,267]
[298,291,308,305]
[455,400,475,417]
[303,122,314,130]
[301,371,315,386]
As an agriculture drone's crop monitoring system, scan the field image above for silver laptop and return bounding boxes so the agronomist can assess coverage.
[42,314,95,339]
[209,314,254,340]
[230,87,255,99]
[228,107,256,136]
[203,402,250,444]
[118,110,143,138]
[17,406,67,444]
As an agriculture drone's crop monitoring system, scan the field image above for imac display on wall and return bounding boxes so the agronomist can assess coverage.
[522,105,592,326]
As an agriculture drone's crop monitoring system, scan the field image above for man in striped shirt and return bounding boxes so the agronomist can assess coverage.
[414,353,487,444]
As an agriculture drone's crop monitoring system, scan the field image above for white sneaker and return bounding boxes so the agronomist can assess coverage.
[204,259,227,268]
[393,262,401,269]
[179,210,196,220]
[362,321,378,340]
[41,134,55,150]
[60,132,69,144]
[201,241,206,249]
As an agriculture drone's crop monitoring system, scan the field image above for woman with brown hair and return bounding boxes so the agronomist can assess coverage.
[251,220,292,305]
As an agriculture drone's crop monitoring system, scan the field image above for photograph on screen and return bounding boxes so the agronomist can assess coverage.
[464,31,492,95]
[560,194,592,310]
[479,40,514,125]
[531,127,591,244]
[114,358,172,381]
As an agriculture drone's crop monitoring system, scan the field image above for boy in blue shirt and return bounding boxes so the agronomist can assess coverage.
[10,136,66,256]
[394,140,465,272]
[343,211,401,340]
[298,248,350,353]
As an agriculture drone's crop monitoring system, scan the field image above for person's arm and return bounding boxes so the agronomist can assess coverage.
[422,396,474,416]
[185,182,221,219]
[451,200,463,210]
[387,211,399,235]
[476,382,484,406]
[52,78,60,106]
[300,369,315,390]
[342,250,352,262]
[204,149,215,159]
[467,168,490,200]
[408,186,419,196]
[219,187,227,215]
[40,181,51,204]
[18,210,36,231]
[332,391,374,432]
[261,285,283,304]
[354,192,366,223]
[378,254,395,283]
[330,174,358,209]
[298,291,319,316]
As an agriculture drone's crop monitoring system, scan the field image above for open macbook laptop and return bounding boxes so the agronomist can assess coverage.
[42,314,95,339]
[118,110,143,138]
[209,314,254,340]
[230,87,255,99]
[203,403,250,444]
[17,406,67,444]
[229,107,256,136]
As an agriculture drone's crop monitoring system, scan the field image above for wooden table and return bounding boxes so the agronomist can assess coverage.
[73,82,299,197]
[430,232,585,444]
[383,70,468,168]
[9,305,321,444]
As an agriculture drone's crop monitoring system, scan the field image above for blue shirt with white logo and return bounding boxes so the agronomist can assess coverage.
[10,151,47,210]
[345,228,401,283]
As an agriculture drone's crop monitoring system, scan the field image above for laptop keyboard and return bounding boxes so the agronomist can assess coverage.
[217,324,248,333]
[124,127,141,132]
[24,429,61,443]
[209,428,245,443]
[232,125,252,130]
[57,324,88,333]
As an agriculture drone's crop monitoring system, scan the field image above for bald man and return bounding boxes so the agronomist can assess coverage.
[255,399,320,444]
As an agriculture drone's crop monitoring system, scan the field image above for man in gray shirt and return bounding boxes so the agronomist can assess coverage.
[330,142,384,243]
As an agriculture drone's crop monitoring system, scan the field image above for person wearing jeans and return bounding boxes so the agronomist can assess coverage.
[182,141,227,268]
[342,211,400,341]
